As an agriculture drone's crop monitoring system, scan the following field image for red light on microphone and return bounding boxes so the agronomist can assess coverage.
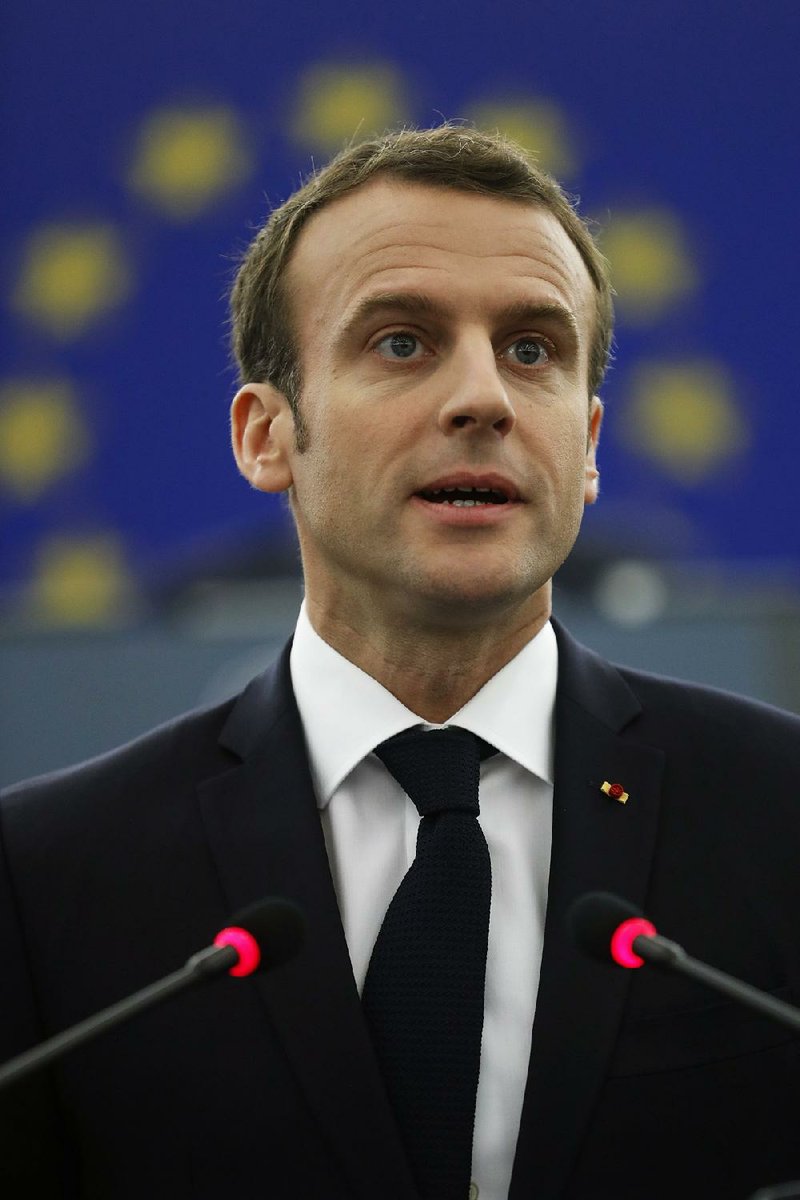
[214,926,261,977]
[610,916,657,968]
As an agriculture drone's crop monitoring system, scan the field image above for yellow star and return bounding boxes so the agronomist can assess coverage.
[0,379,90,500]
[128,105,251,218]
[598,208,698,323]
[621,360,749,484]
[290,61,410,153]
[467,98,578,178]
[12,224,131,339]
[28,534,137,627]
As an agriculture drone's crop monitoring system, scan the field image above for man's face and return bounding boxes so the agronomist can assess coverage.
[235,178,602,631]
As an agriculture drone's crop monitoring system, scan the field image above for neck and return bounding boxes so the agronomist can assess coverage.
[304,591,551,724]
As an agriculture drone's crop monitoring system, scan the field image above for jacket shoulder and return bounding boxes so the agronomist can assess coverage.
[617,659,800,736]
[552,617,800,771]
[1,695,238,819]
[1,641,295,817]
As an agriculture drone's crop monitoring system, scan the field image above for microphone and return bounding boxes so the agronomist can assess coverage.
[0,897,305,1091]
[567,891,800,1034]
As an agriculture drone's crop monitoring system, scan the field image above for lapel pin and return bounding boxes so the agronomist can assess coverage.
[601,780,629,804]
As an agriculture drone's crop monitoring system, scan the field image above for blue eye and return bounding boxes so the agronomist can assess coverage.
[510,338,550,366]
[375,332,420,359]
[373,331,551,366]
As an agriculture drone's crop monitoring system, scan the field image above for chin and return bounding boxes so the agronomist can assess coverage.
[406,569,543,624]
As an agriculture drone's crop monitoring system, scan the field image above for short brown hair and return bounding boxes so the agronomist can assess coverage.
[230,121,614,417]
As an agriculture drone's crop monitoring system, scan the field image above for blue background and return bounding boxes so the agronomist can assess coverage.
[2,0,799,625]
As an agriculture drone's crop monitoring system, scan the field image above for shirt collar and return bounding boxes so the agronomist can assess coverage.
[289,600,557,808]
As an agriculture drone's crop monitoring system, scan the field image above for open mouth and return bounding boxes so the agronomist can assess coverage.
[417,486,509,507]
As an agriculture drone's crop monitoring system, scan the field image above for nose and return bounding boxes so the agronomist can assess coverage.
[437,337,516,439]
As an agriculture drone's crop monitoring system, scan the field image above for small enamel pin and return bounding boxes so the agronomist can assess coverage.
[601,780,629,804]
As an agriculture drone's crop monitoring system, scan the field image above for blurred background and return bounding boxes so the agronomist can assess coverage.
[2,0,799,787]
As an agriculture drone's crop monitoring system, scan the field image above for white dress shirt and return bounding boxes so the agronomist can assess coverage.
[289,601,556,1200]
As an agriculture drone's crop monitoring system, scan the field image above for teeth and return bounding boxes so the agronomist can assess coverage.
[429,486,493,495]
[421,484,509,505]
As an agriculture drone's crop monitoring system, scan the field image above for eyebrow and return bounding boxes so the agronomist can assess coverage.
[335,290,582,346]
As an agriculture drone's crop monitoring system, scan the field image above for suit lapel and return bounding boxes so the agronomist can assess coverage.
[197,644,418,1200]
[510,620,665,1199]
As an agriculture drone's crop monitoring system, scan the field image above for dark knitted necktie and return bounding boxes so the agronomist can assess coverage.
[361,726,493,1200]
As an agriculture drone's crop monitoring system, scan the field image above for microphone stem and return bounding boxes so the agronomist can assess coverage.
[0,944,237,1091]
[634,936,800,1034]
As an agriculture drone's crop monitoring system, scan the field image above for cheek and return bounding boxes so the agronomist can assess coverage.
[291,418,376,522]
[304,382,380,457]
[534,416,591,487]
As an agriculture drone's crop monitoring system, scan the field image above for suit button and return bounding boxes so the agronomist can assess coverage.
[469,1185,479,1199]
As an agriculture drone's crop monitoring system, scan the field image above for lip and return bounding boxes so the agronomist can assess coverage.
[414,471,522,502]
[410,469,524,527]
[410,494,521,526]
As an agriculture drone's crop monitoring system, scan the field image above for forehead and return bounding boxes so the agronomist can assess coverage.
[284,177,595,357]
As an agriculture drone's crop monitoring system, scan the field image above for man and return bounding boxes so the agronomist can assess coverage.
[1,123,798,1200]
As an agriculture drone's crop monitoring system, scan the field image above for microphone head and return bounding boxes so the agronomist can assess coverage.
[229,897,306,972]
[567,891,643,964]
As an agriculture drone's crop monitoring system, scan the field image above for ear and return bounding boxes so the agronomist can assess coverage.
[230,383,294,494]
[584,396,603,505]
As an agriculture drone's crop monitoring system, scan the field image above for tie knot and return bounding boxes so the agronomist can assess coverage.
[375,726,493,818]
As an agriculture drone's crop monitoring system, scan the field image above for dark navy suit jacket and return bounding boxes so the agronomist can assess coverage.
[1,620,799,1199]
